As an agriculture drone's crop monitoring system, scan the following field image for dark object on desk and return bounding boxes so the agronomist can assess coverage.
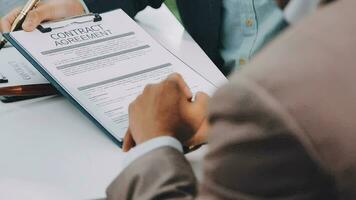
[0,84,58,96]
[0,73,8,83]
[37,13,102,33]
[0,40,7,50]
[0,95,49,103]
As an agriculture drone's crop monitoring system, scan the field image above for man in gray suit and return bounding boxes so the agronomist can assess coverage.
[109,0,356,199]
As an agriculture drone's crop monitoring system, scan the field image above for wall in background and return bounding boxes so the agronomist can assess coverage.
[0,0,27,17]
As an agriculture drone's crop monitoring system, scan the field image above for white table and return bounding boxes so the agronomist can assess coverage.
[0,5,226,199]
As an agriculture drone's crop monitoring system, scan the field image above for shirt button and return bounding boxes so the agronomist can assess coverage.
[239,59,247,66]
[245,19,254,27]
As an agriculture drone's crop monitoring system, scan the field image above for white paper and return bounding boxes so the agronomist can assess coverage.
[0,47,48,87]
[8,10,218,141]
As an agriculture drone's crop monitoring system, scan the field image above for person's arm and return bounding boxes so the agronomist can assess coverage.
[197,77,334,199]
[119,136,184,170]
[107,145,197,200]
[0,0,165,33]
[107,74,207,200]
[83,0,165,17]
[108,74,334,200]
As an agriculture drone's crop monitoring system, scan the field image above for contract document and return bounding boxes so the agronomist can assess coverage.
[4,10,220,146]
[0,47,48,87]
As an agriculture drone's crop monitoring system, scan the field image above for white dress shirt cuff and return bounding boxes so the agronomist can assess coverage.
[77,0,90,14]
[121,136,183,171]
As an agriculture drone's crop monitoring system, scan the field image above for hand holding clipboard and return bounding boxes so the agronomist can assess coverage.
[0,0,84,100]
[0,0,86,42]
[0,0,41,50]
[0,0,54,100]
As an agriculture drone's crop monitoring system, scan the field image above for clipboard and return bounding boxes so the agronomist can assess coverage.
[36,13,102,33]
[2,9,220,149]
[3,13,123,147]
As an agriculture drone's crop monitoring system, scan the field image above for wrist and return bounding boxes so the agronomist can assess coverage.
[119,136,183,173]
[136,131,176,145]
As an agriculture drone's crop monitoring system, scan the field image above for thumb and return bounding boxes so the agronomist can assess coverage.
[1,7,21,33]
[190,92,209,112]
[123,129,135,152]
[22,3,58,31]
[167,73,192,99]
[180,92,209,129]
[22,1,85,32]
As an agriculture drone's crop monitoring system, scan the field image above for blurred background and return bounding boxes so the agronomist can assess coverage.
[0,0,27,17]
[165,0,181,21]
[0,0,181,20]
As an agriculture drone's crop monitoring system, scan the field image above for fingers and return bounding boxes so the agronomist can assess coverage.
[1,8,21,32]
[142,84,156,97]
[123,129,135,152]
[2,0,85,32]
[194,92,209,105]
[193,92,209,111]
[182,92,210,147]
[22,3,56,31]
[185,91,209,113]
[167,73,192,99]
[141,73,192,101]
[179,91,209,131]
[184,119,209,147]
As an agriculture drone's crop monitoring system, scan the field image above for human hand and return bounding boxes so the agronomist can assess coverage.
[180,91,210,149]
[123,73,210,152]
[0,0,85,33]
[185,118,209,147]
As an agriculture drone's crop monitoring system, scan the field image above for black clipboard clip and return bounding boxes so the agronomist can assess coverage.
[37,13,102,33]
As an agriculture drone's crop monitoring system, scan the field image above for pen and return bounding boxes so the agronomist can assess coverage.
[0,0,41,50]
[0,84,57,96]
[0,95,48,103]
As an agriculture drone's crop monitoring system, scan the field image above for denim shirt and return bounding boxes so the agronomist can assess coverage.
[221,0,288,71]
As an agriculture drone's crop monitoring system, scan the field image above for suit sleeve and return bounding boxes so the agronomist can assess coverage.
[106,147,197,200]
[197,77,335,200]
[83,0,165,17]
[105,77,334,200]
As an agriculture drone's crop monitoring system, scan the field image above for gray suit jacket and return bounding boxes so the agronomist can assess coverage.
[107,0,356,199]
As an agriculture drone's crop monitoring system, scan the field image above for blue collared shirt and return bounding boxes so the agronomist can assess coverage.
[221,0,288,71]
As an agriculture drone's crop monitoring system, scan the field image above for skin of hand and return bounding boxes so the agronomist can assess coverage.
[0,0,85,33]
[123,73,210,152]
